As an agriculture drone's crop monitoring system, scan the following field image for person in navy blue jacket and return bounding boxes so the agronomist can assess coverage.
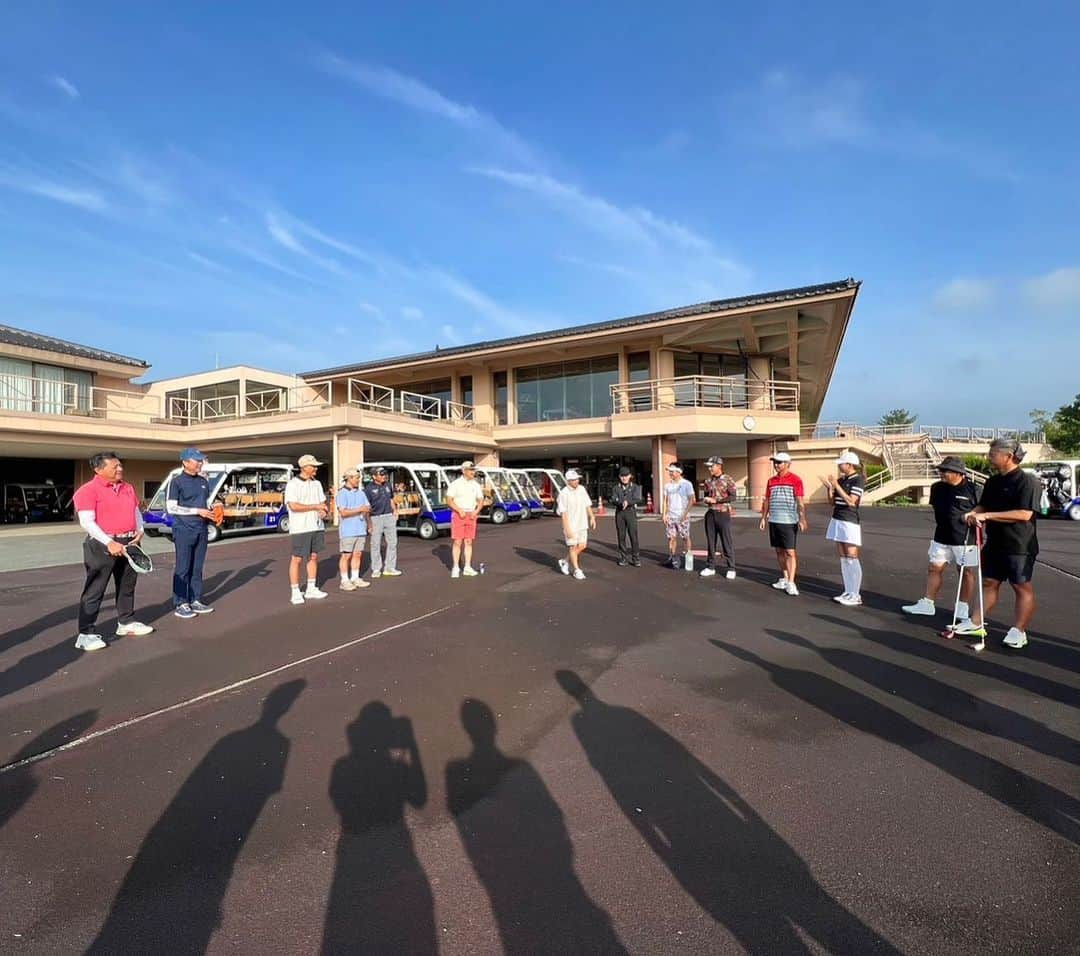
[167,448,217,619]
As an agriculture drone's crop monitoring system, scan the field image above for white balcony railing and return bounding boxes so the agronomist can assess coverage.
[611,376,800,414]
[802,421,1046,445]
[0,374,80,415]
[348,379,395,413]
[399,390,441,420]
[445,400,475,426]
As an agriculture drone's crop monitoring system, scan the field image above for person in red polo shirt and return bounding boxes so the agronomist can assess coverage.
[72,451,154,651]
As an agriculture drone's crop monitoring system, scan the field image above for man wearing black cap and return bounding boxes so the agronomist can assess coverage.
[902,456,979,624]
[609,466,642,566]
[700,456,737,579]
[167,447,216,619]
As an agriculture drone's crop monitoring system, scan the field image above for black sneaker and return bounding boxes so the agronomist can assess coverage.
[617,558,629,567]
[632,558,642,567]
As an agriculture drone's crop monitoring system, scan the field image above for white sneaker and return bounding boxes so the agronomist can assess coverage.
[558,559,570,576]
[115,621,153,637]
[290,591,305,605]
[304,587,328,600]
[340,580,356,591]
[955,601,970,621]
[725,570,737,580]
[700,567,716,578]
[785,582,799,596]
[833,592,852,603]
[451,566,461,579]
[836,593,863,607]
[902,597,936,616]
[75,633,107,651]
[772,577,789,590]
[462,566,479,577]
[381,569,403,577]
[370,571,382,579]
[573,568,586,580]
[351,579,370,589]
[952,620,986,636]
[1003,627,1028,649]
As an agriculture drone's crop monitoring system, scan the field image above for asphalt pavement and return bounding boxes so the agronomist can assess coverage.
[1,508,1077,954]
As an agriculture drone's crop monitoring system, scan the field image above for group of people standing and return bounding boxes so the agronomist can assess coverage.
[69,436,1043,654]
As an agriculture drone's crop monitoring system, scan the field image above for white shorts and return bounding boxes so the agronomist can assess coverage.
[566,530,589,548]
[928,541,978,567]
[825,518,862,546]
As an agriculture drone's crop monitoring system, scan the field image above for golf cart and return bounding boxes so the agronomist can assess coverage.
[521,468,567,514]
[507,468,546,518]
[143,462,294,542]
[1028,460,1080,521]
[361,462,451,540]
[3,482,66,524]
[442,466,523,525]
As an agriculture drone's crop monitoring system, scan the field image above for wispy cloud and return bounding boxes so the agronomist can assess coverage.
[315,51,540,166]
[0,166,106,212]
[265,211,344,275]
[48,75,80,100]
[933,277,997,313]
[426,268,535,333]
[1023,266,1080,309]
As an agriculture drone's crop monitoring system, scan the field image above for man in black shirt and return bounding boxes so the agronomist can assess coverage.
[954,438,1040,649]
[902,456,979,624]
[609,466,642,567]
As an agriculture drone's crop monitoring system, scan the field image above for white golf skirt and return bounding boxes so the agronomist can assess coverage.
[826,518,862,546]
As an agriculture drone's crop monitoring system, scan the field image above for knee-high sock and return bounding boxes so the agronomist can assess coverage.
[843,557,863,596]
[840,558,853,594]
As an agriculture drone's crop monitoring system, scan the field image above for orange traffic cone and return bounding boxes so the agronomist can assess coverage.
[597,496,606,516]
[645,492,654,514]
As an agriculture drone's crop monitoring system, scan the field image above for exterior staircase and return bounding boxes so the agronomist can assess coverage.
[862,432,987,504]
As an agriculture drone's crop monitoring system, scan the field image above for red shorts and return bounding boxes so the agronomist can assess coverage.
[451,511,478,541]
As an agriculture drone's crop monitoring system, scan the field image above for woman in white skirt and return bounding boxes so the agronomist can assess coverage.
[821,451,865,606]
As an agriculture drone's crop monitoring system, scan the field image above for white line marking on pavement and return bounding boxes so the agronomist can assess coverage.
[0,604,455,776]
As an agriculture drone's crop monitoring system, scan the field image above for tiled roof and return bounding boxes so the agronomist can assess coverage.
[0,323,148,368]
[302,278,860,378]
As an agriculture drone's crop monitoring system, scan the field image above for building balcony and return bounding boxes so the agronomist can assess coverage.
[608,375,801,439]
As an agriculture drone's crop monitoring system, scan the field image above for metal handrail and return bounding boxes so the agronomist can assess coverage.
[198,395,241,421]
[611,375,799,413]
[293,379,332,410]
[348,378,394,412]
[244,386,289,416]
[399,390,442,420]
[445,400,475,425]
[0,374,80,414]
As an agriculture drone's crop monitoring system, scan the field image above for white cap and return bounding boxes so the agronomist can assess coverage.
[667,463,683,473]
[770,452,792,463]
[565,469,581,480]
[835,450,860,466]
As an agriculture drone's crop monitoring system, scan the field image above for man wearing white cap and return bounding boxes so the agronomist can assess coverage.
[446,460,485,578]
[760,452,807,595]
[285,454,330,604]
[661,463,696,568]
[822,451,866,606]
[336,468,371,591]
[557,469,596,579]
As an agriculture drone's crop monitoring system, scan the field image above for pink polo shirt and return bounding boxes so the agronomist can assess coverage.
[72,476,140,535]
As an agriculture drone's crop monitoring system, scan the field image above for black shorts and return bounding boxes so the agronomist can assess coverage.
[981,550,1036,585]
[769,522,799,550]
[290,530,326,558]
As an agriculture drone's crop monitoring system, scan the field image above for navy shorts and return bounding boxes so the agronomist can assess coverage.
[769,522,799,551]
[981,550,1036,584]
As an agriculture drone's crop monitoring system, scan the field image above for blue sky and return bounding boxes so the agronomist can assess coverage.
[1,2,1077,426]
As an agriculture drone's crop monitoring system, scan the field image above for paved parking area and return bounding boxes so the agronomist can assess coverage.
[1,509,1077,954]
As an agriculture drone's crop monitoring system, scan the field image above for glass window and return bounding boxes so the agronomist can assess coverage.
[246,380,286,415]
[460,376,473,408]
[563,360,590,420]
[63,368,92,411]
[165,388,191,422]
[515,367,538,424]
[628,352,650,381]
[589,355,618,418]
[191,380,240,420]
[537,362,564,421]
[0,358,33,411]
[494,372,508,425]
[32,364,66,414]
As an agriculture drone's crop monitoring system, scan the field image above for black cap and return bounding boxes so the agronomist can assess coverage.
[936,456,966,475]
[372,466,388,476]
[618,466,632,477]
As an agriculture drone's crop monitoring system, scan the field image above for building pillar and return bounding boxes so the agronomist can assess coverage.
[651,436,678,508]
[506,368,517,425]
[471,367,493,426]
[747,438,773,513]
[331,430,365,525]
[748,355,771,410]
[475,449,499,467]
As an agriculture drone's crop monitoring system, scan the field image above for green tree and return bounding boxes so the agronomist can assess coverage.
[878,408,917,428]
[1039,394,1080,455]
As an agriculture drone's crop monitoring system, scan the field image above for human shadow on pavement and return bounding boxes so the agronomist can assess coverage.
[556,670,901,954]
[710,639,1080,846]
[431,542,452,570]
[446,698,627,955]
[813,612,1079,710]
[513,546,563,572]
[321,702,435,955]
[86,680,304,955]
[768,630,1079,766]
[0,709,98,831]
